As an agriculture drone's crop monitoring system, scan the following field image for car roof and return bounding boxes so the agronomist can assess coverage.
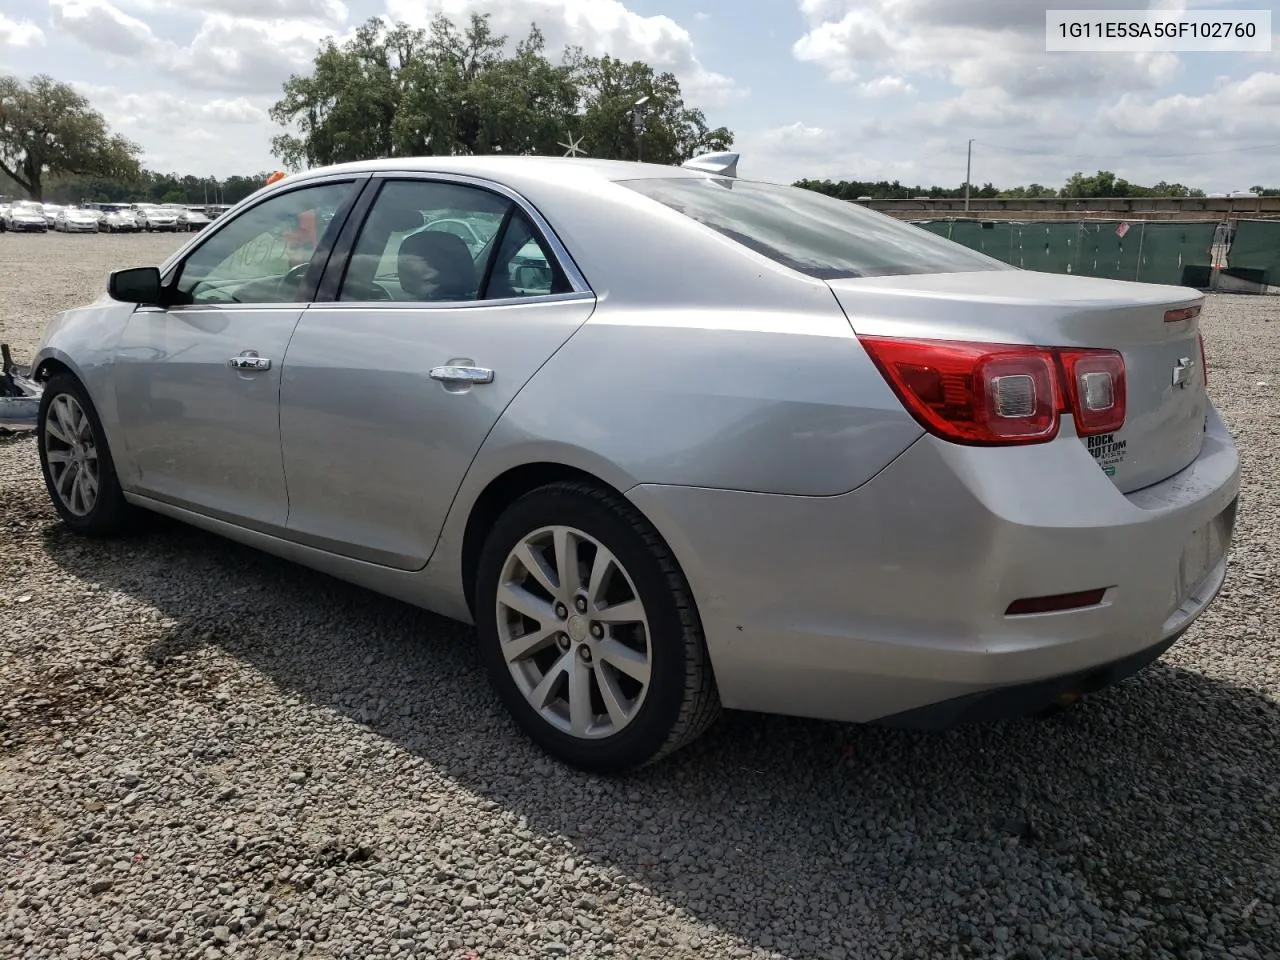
[290,155,710,186]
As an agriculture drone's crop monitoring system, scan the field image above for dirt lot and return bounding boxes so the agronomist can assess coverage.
[2,232,1279,960]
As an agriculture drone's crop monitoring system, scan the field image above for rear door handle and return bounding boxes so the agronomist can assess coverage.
[229,356,272,371]
[429,365,493,384]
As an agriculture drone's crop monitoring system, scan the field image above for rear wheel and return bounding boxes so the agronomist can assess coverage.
[475,481,720,773]
[38,373,134,537]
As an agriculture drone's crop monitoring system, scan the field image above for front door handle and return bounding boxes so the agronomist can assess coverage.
[229,355,272,371]
[429,365,493,385]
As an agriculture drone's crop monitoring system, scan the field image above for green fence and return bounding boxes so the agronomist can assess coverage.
[1225,219,1280,284]
[915,218,1220,286]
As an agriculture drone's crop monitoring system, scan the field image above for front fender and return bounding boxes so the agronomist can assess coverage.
[30,300,137,469]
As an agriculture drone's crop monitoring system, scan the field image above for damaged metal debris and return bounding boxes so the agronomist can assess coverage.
[0,343,42,431]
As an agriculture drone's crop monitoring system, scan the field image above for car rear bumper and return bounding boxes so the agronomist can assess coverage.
[627,404,1240,725]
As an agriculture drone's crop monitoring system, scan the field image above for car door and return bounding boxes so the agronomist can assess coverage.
[112,176,365,530]
[278,174,596,570]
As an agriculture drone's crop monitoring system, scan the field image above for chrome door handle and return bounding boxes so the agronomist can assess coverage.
[429,365,493,384]
[229,356,271,371]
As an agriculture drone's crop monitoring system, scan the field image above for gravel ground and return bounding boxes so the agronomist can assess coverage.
[2,233,1279,960]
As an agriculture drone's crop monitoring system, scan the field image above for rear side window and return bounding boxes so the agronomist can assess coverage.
[620,178,1012,280]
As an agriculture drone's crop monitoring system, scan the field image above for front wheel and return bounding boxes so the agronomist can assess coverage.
[475,481,720,773]
[38,373,134,537]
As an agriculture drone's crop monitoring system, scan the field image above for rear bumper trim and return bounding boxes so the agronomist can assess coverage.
[876,630,1183,730]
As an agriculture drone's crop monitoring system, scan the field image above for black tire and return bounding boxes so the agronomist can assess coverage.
[37,372,134,537]
[475,481,720,774]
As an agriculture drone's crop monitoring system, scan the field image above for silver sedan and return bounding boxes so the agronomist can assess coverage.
[25,155,1240,772]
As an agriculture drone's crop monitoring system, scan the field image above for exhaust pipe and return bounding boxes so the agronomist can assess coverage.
[0,344,41,431]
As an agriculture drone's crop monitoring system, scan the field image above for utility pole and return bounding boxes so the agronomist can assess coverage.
[964,139,974,212]
[632,96,650,163]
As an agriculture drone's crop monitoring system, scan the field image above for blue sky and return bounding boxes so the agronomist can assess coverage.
[1,0,1278,192]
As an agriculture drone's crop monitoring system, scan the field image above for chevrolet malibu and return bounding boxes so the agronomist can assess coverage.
[27,155,1239,772]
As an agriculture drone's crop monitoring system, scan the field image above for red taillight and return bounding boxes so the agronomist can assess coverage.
[1058,349,1126,436]
[1164,305,1201,324]
[858,336,1127,446]
[1198,332,1208,385]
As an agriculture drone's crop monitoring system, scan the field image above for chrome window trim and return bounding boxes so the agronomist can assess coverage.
[363,170,593,296]
[309,291,595,312]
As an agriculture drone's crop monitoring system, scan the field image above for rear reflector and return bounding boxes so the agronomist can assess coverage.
[1165,305,1202,323]
[1006,589,1108,616]
[858,336,1126,446]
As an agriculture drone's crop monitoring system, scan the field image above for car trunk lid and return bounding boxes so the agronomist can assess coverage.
[827,270,1207,493]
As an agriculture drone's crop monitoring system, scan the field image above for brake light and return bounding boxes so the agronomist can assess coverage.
[1164,305,1201,323]
[1058,349,1126,435]
[858,336,1127,446]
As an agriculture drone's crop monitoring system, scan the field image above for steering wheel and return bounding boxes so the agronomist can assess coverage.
[278,262,312,291]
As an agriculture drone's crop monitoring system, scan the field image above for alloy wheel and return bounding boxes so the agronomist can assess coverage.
[43,393,100,516]
[495,525,652,739]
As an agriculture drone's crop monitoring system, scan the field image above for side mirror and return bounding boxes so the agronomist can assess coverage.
[108,266,163,305]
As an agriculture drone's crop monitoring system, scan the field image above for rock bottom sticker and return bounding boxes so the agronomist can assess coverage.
[1086,432,1128,477]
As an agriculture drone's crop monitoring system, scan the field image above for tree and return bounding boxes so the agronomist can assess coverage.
[269,13,733,169]
[0,74,141,200]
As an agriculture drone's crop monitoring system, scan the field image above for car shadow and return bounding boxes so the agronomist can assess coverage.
[41,515,1280,957]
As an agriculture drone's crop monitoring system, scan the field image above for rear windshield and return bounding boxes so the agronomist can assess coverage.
[620,177,1011,280]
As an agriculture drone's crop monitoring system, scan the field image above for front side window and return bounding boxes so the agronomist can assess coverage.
[338,179,573,303]
[173,181,356,305]
[620,177,1013,280]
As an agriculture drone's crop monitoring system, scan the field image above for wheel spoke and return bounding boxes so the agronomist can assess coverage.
[568,655,593,737]
[53,397,77,444]
[501,624,558,664]
[553,527,581,596]
[57,461,78,498]
[595,662,630,729]
[512,541,558,597]
[45,411,72,445]
[44,450,72,464]
[592,598,645,624]
[71,470,86,513]
[80,467,99,504]
[496,582,556,628]
[598,639,650,685]
[72,404,90,442]
[529,652,570,708]
[586,546,615,609]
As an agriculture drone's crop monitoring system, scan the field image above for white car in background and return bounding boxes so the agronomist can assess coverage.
[4,202,49,232]
[40,204,64,227]
[54,207,101,233]
[180,207,212,231]
[103,209,141,233]
[135,206,180,232]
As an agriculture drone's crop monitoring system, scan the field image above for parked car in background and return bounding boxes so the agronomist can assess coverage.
[135,205,180,232]
[40,204,64,227]
[54,207,101,233]
[181,207,212,231]
[22,154,1241,773]
[4,202,48,232]
[103,209,141,233]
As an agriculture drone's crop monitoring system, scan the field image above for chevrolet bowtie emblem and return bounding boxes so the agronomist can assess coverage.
[1172,357,1195,388]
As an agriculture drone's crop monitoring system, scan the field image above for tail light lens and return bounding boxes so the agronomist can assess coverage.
[1058,349,1126,436]
[859,336,1127,446]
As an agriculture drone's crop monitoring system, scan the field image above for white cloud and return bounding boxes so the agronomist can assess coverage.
[793,0,1181,99]
[385,0,746,107]
[114,0,348,23]
[859,75,913,97]
[47,0,336,94]
[0,13,46,47]
[1097,72,1280,140]
[73,83,278,175]
[49,0,155,57]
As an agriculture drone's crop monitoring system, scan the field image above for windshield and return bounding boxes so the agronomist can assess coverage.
[620,177,1011,280]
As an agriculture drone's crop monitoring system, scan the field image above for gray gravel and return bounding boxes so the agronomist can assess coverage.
[2,232,1279,960]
